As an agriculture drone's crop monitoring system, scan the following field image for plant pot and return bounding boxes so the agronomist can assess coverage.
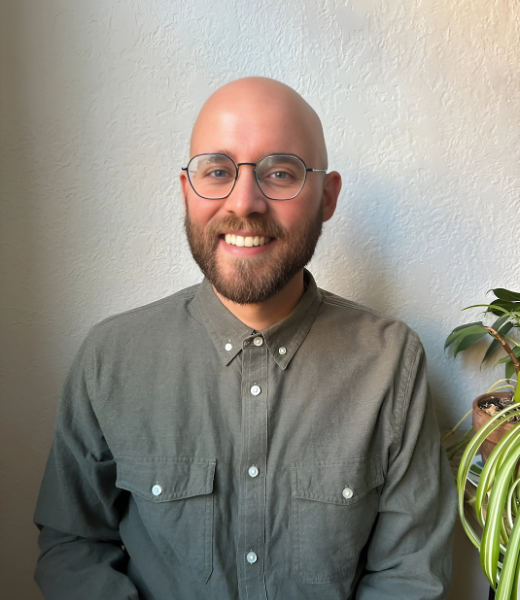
[472,391,515,463]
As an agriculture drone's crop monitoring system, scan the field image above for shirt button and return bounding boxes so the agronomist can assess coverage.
[246,551,258,564]
[151,484,162,497]
[248,465,259,478]
[225,343,233,352]
[251,385,261,396]
[278,346,287,355]
[253,336,263,347]
[342,486,353,500]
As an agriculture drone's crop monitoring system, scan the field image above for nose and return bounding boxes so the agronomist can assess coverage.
[222,164,268,217]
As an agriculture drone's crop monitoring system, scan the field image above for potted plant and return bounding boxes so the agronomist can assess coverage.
[445,288,520,599]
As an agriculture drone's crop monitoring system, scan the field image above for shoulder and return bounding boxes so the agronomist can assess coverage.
[85,284,201,350]
[317,287,421,352]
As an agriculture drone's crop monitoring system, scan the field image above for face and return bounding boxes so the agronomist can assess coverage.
[184,199,324,305]
[181,83,338,305]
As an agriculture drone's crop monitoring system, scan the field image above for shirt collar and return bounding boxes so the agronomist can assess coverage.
[192,270,322,369]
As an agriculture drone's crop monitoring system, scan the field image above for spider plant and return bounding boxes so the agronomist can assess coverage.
[457,404,520,599]
[445,289,520,598]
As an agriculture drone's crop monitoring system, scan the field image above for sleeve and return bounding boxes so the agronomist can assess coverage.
[355,340,457,600]
[33,336,140,600]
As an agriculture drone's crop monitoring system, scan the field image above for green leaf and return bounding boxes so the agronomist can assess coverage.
[496,505,520,600]
[449,324,489,356]
[506,361,516,380]
[445,322,484,349]
[457,404,520,554]
[493,348,520,379]
[455,323,488,337]
[493,315,514,331]
[464,304,496,311]
[511,551,520,600]
[476,425,520,523]
[481,432,520,585]
[453,332,488,355]
[482,339,500,364]
[492,289,520,302]
[487,299,519,316]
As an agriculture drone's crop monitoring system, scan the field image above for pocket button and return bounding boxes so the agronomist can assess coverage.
[151,484,162,497]
[342,486,353,500]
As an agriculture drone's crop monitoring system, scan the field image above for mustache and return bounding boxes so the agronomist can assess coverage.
[205,215,287,240]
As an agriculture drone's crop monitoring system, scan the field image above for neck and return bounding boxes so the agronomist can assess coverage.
[213,270,305,331]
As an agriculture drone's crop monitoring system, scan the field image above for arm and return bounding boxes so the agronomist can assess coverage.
[356,342,457,600]
[34,338,140,599]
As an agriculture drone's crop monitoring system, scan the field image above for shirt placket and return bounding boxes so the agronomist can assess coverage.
[237,334,268,600]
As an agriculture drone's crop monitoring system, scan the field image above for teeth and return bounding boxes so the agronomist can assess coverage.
[224,234,271,247]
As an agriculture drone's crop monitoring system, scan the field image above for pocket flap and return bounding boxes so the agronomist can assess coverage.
[291,458,383,506]
[116,457,216,502]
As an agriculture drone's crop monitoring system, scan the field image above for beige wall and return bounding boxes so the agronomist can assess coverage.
[1,0,519,597]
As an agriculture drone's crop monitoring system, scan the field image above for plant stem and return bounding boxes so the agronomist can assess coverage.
[443,408,474,441]
[484,326,520,378]
[447,428,474,460]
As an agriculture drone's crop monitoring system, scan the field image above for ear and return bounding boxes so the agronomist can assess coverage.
[321,171,342,222]
[180,171,189,210]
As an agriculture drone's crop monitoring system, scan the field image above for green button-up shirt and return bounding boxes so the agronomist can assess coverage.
[34,271,456,599]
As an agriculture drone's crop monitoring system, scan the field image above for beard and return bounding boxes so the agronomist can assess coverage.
[185,203,323,305]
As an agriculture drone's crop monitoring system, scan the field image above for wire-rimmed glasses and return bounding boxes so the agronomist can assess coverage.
[182,153,326,201]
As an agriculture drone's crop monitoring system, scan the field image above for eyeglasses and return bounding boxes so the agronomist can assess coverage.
[182,153,326,201]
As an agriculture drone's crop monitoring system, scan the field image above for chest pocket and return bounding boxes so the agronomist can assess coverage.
[290,458,384,584]
[116,457,216,582]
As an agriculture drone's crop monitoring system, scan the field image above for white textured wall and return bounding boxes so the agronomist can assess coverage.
[1,1,518,597]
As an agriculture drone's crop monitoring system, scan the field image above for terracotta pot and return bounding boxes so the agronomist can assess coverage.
[472,391,515,463]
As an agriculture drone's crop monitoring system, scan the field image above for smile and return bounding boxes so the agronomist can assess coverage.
[223,234,272,248]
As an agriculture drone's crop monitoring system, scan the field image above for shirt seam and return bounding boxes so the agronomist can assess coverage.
[320,292,383,318]
[395,333,422,449]
[92,286,199,330]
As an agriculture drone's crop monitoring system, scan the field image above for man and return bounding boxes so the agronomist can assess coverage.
[34,77,456,599]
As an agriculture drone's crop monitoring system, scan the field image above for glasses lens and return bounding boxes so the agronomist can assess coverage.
[256,155,306,200]
[188,154,236,199]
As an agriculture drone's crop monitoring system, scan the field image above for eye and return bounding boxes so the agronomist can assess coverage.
[263,168,298,185]
[190,155,236,182]
[257,156,304,187]
[208,168,231,178]
[269,170,292,180]
[199,165,234,180]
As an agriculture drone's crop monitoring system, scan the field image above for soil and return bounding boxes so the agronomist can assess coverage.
[479,395,520,422]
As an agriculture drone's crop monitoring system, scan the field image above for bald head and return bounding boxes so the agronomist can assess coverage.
[181,76,342,310]
[190,77,328,169]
